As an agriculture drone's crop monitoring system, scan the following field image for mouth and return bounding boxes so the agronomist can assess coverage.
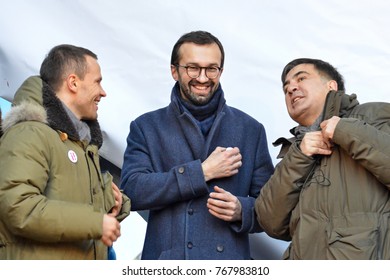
[190,82,212,94]
[94,100,100,110]
[193,85,209,90]
[292,96,303,105]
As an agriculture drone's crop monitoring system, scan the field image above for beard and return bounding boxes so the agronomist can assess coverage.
[179,79,217,106]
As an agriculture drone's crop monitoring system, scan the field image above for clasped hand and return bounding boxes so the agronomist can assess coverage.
[300,116,340,157]
[202,147,243,222]
[101,182,122,246]
[201,146,242,181]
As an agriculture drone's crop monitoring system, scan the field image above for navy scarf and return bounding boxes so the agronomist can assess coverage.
[175,83,223,136]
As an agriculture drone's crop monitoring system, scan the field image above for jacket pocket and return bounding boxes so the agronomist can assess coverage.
[327,214,379,259]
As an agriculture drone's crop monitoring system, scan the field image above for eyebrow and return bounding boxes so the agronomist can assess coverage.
[283,70,310,88]
[186,62,220,67]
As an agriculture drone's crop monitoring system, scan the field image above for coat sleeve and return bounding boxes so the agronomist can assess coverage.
[334,114,390,189]
[232,124,275,234]
[101,171,131,222]
[255,142,317,240]
[120,120,209,211]
[0,123,103,242]
[231,196,258,234]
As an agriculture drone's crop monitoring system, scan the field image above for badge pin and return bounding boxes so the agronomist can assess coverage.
[68,150,78,163]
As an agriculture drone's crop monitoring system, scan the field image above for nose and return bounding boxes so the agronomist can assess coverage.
[286,81,298,95]
[196,68,209,83]
[100,87,107,97]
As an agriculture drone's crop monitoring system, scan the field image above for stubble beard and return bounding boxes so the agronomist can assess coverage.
[179,80,216,106]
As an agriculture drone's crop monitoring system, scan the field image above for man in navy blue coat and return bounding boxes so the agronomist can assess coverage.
[120,30,274,259]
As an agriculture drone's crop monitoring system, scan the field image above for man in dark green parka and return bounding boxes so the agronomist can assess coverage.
[256,58,390,259]
[0,45,130,259]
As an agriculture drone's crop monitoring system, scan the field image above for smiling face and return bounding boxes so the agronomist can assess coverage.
[171,42,223,105]
[74,56,106,120]
[282,63,337,126]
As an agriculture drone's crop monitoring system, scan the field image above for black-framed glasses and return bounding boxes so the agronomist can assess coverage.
[175,65,222,79]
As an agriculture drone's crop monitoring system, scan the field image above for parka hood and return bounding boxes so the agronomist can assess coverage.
[3,75,103,148]
[273,91,360,159]
[321,90,359,121]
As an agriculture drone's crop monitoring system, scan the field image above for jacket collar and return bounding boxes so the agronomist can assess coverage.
[42,82,103,148]
[273,91,359,158]
[291,90,359,138]
[3,77,103,148]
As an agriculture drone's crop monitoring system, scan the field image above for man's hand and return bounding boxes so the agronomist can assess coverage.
[300,131,333,157]
[108,182,123,217]
[320,116,340,142]
[201,147,242,181]
[207,186,242,222]
[101,214,121,247]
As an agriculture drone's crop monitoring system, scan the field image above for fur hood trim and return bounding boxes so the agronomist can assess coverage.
[3,101,47,132]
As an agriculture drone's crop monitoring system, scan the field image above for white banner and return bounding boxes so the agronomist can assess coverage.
[1,0,389,260]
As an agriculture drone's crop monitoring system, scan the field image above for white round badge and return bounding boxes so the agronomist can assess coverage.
[68,150,78,163]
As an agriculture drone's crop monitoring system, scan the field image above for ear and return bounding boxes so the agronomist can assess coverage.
[66,74,78,93]
[171,65,179,81]
[328,80,338,91]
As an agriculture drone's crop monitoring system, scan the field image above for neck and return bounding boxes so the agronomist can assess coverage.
[56,90,81,120]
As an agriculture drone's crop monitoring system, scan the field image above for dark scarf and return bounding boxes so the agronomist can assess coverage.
[174,82,223,136]
[293,113,324,140]
[62,103,91,143]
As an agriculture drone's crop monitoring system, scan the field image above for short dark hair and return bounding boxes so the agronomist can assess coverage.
[281,58,345,91]
[40,44,97,91]
[170,30,225,67]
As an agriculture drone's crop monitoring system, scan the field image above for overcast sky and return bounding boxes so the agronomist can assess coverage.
[0,98,11,115]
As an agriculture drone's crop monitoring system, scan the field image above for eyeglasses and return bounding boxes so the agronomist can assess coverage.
[175,65,222,79]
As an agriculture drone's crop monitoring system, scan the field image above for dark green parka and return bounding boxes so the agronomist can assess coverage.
[256,91,390,259]
[0,76,130,259]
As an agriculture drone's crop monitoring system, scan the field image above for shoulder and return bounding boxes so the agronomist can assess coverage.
[225,105,265,128]
[351,101,390,120]
[133,106,172,124]
[0,120,57,162]
[3,120,55,142]
[355,101,390,112]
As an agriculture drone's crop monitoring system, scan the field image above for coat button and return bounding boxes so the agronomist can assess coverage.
[188,209,194,215]
[187,242,193,249]
[216,245,224,252]
[178,167,185,174]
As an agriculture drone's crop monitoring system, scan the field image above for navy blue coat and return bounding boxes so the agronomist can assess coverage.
[120,83,274,259]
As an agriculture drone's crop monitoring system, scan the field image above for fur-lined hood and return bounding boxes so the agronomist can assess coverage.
[3,76,103,148]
